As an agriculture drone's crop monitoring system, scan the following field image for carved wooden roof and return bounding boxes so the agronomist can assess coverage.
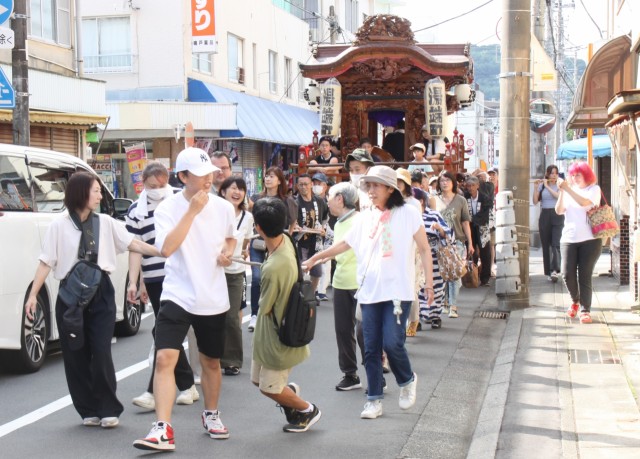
[300,14,473,86]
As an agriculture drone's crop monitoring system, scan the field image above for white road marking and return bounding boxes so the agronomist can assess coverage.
[0,312,252,438]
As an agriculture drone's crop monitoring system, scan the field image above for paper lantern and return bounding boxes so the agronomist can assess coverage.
[320,78,342,137]
[425,77,446,139]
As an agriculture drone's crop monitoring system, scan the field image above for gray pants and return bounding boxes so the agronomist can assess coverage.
[561,238,602,312]
[221,272,245,368]
[333,288,365,376]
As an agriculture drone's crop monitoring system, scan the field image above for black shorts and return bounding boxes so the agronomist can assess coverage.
[155,300,227,359]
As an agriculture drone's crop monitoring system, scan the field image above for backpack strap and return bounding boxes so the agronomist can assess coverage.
[70,212,100,261]
[271,233,303,331]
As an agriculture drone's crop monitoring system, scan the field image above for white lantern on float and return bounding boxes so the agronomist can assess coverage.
[320,78,342,136]
[454,84,472,105]
[424,77,446,139]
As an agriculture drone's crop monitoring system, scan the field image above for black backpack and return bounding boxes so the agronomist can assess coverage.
[271,234,318,348]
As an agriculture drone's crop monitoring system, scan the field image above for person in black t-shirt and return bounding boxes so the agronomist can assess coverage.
[293,174,328,294]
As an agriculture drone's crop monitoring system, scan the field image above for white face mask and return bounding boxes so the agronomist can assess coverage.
[146,187,167,201]
[312,185,324,195]
[350,173,363,186]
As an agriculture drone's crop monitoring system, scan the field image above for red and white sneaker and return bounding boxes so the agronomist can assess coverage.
[202,410,230,439]
[579,312,592,324]
[133,421,175,451]
[566,303,579,318]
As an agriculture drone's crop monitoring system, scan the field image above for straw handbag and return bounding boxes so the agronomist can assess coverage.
[587,191,619,239]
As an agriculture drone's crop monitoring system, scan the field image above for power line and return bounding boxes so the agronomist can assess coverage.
[577,0,603,40]
[282,0,331,24]
[413,0,495,33]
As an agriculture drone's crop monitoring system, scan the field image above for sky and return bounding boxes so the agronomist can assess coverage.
[387,0,615,60]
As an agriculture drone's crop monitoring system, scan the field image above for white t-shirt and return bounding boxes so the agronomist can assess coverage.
[560,184,601,244]
[344,204,422,304]
[225,209,254,275]
[40,212,134,280]
[154,192,236,315]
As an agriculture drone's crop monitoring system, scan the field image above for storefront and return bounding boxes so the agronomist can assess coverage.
[188,79,319,195]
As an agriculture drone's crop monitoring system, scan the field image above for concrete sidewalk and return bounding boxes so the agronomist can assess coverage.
[468,248,640,458]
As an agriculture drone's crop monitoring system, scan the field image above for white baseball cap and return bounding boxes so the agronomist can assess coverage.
[175,147,219,176]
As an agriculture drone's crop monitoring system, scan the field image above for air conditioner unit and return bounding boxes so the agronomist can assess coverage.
[237,67,245,84]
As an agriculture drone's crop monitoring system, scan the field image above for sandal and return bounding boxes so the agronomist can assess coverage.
[406,321,419,337]
[579,312,592,324]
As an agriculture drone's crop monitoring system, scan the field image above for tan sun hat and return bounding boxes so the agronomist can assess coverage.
[360,165,400,191]
[396,168,412,187]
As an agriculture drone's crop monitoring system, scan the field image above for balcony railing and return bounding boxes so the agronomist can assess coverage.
[84,54,133,73]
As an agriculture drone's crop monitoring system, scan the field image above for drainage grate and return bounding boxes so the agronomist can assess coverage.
[475,310,510,320]
[568,349,621,364]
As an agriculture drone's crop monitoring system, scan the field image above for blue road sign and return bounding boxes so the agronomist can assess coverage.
[0,67,15,108]
[0,0,13,26]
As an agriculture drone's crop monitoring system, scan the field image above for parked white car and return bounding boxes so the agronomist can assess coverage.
[0,144,140,373]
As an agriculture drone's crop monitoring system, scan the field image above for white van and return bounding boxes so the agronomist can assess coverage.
[0,144,141,373]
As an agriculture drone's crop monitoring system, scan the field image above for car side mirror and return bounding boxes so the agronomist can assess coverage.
[113,198,133,220]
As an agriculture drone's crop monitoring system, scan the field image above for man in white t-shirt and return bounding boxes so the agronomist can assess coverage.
[134,148,236,452]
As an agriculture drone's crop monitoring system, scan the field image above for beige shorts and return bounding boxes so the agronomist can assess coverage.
[251,360,291,394]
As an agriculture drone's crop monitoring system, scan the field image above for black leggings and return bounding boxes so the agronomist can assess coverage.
[560,238,602,312]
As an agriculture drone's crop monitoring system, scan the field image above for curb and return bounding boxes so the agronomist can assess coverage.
[466,308,524,458]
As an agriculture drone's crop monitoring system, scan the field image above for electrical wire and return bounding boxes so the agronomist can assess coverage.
[577,0,603,40]
[282,0,331,24]
[413,0,495,33]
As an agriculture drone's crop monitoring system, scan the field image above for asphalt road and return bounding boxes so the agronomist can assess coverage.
[0,290,486,458]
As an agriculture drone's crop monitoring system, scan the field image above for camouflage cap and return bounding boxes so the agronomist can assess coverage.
[345,148,375,171]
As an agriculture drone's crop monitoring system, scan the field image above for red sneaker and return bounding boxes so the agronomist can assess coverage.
[566,303,579,318]
[133,421,175,451]
[579,312,592,324]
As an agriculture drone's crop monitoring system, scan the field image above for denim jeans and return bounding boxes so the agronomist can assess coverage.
[249,245,266,316]
[445,241,465,307]
[361,300,414,401]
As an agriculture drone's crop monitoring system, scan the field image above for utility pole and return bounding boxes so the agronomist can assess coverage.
[11,0,29,146]
[328,6,338,45]
[498,0,531,309]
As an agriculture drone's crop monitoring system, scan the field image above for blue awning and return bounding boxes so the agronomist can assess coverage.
[556,135,612,160]
[188,79,319,145]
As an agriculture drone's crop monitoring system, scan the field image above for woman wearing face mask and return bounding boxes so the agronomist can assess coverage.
[246,167,298,331]
[219,177,254,375]
[126,162,199,410]
[344,148,375,211]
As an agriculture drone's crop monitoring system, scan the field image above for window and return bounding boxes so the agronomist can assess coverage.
[344,0,359,33]
[228,34,244,83]
[252,43,257,89]
[269,51,278,94]
[284,58,292,98]
[29,0,71,46]
[192,53,212,74]
[83,17,132,73]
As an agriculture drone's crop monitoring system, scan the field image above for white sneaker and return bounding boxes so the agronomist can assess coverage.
[132,391,155,410]
[176,385,196,405]
[399,373,418,410]
[194,374,201,385]
[202,410,230,439]
[360,400,383,419]
[189,384,200,402]
[448,307,459,319]
[82,417,100,427]
[100,417,119,428]
[248,315,257,332]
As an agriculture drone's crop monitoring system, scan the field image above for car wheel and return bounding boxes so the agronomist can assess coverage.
[114,298,141,337]
[3,292,49,373]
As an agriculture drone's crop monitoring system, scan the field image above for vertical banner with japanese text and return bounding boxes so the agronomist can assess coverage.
[125,142,147,196]
[320,77,341,136]
[425,77,446,139]
[192,0,216,53]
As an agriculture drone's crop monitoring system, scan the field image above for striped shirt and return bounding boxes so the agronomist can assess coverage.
[125,198,167,283]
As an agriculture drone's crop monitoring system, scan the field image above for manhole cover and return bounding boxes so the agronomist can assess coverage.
[475,311,509,320]
[568,349,621,364]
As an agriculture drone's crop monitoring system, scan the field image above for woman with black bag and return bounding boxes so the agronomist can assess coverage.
[24,172,160,428]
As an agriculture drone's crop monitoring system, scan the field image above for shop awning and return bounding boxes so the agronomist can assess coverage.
[0,109,108,127]
[567,35,634,129]
[556,135,612,160]
[187,79,319,145]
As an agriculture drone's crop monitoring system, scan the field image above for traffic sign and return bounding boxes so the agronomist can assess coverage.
[0,26,13,48]
[0,67,15,108]
[0,0,13,26]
